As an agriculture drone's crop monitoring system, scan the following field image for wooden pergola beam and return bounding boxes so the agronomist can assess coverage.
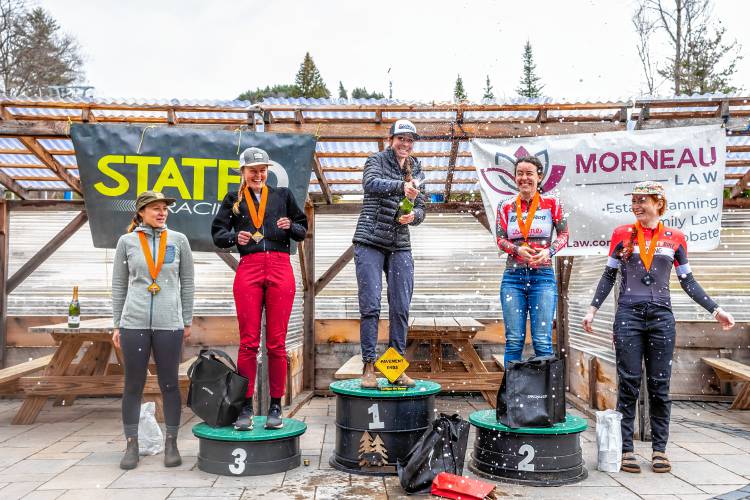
[8,200,85,211]
[0,119,70,137]
[7,211,89,293]
[215,251,239,272]
[1,99,257,113]
[314,244,354,296]
[312,155,333,204]
[730,169,750,198]
[0,171,29,199]
[302,200,315,390]
[0,201,8,366]
[443,132,461,201]
[16,137,82,193]
[259,102,629,112]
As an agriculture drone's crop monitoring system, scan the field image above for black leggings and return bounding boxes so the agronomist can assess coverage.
[120,328,184,438]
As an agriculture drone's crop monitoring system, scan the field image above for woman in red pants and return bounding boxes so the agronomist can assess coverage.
[212,147,307,430]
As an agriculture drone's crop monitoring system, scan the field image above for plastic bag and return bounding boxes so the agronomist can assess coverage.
[138,402,164,456]
[595,409,622,472]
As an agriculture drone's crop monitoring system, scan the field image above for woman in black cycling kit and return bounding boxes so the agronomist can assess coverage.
[583,181,734,474]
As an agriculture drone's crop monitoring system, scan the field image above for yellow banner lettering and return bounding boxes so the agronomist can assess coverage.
[94,155,129,196]
[218,159,241,199]
[182,157,217,200]
[153,157,191,199]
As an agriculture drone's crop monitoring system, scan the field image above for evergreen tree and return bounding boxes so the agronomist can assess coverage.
[674,24,743,94]
[482,75,495,100]
[516,41,544,98]
[294,52,330,98]
[453,74,467,102]
[338,81,348,99]
[351,87,384,99]
[237,84,300,102]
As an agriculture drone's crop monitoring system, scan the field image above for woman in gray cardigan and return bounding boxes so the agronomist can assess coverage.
[111,191,194,470]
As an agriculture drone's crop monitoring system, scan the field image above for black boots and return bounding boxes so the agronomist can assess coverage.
[120,436,139,470]
[234,400,254,431]
[164,435,182,467]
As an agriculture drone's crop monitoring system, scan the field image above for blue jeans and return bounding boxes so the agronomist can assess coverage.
[355,244,414,363]
[500,267,557,366]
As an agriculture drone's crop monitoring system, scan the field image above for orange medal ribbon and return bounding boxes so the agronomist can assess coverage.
[243,185,268,243]
[137,229,168,295]
[635,222,663,271]
[515,192,540,246]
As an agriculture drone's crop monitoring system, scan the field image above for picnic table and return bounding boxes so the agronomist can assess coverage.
[335,316,503,406]
[2,318,193,425]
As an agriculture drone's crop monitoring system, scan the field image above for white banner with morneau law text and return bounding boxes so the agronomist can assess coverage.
[471,125,726,255]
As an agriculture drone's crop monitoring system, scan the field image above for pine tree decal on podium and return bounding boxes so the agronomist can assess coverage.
[358,431,389,469]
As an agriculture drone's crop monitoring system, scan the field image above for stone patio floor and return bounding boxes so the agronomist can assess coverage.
[0,395,748,499]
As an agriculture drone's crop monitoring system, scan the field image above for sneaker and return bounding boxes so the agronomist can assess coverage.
[265,403,284,429]
[233,401,254,431]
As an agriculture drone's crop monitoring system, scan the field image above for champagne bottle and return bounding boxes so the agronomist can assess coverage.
[395,180,419,221]
[68,286,80,329]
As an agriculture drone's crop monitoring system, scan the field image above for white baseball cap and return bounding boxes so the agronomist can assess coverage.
[389,119,419,139]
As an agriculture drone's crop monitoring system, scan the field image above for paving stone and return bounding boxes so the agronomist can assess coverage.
[639,495,681,499]
[612,472,704,495]
[20,491,66,500]
[212,472,285,488]
[0,447,38,468]
[110,470,216,489]
[676,441,744,455]
[240,484,316,498]
[0,481,44,500]
[282,467,350,487]
[67,440,126,453]
[77,452,124,466]
[3,423,88,448]
[170,487,244,497]
[698,483,750,495]
[703,454,750,479]
[0,458,79,476]
[517,485,643,499]
[316,484,387,500]
[57,488,173,500]
[39,464,125,490]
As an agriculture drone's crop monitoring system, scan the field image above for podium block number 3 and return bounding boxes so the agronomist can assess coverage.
[518,444,535,471]
[367,403,385,430]
[229,447,247,475]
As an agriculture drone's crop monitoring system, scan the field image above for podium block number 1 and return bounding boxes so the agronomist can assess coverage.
[229,447,247,475]
[367,403,385,429]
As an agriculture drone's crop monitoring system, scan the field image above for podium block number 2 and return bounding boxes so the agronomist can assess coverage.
[367,403,385,429]
[229,447,247,475]
[518,444,535,471]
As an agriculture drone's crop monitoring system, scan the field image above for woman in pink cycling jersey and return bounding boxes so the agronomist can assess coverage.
[583,181,734,474]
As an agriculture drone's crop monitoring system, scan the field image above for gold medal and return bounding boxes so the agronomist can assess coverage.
[147,281,161,295]
[516,192,540,248]
[243,185,268,244]
[138,230,168,296]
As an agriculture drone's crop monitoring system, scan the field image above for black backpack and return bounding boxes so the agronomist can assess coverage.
[187,349,249,427]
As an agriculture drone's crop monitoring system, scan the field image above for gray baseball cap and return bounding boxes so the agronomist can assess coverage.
[136,190,176,211]
[239,147,271,168]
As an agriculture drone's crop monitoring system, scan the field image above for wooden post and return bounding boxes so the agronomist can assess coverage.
[0,200,8,367]
[302,200,315,390]
[555,256,574,390]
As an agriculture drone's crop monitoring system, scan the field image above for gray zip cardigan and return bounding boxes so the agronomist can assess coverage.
[112,225,195,330]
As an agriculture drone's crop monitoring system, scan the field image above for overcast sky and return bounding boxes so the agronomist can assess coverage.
[37,0,750,102]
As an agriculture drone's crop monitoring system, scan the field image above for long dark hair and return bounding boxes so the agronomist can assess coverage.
[514,156,544,193]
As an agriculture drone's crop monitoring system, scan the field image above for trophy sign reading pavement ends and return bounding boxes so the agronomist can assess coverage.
[375,347,409,391]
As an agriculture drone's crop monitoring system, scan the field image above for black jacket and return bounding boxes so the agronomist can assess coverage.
[211,185,307,255]
[352,148,426,251]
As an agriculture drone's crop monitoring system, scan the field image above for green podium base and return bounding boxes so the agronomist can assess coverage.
[468,410,588,486]
[192,419,306,476]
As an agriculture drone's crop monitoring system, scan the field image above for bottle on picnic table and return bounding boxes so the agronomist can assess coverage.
[68,286,80,328]
[395,179,419,221]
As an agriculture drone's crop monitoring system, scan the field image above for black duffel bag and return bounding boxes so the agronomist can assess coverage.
[187,349,249,427]
[496,355,565,428]
[397,413,470,495]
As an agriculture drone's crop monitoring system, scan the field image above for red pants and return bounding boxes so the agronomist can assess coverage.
[233,251,296,399]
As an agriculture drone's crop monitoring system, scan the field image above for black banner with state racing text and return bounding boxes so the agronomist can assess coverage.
[71,124,315,252]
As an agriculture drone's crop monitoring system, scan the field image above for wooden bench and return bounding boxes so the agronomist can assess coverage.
[0,355,54,394]
[702,357,750,410]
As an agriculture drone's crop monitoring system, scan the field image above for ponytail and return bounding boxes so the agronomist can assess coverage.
[232,178,247,215]
[126,213,142,233]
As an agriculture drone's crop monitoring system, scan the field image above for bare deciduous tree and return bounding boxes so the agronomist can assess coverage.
[0,0,84,96]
